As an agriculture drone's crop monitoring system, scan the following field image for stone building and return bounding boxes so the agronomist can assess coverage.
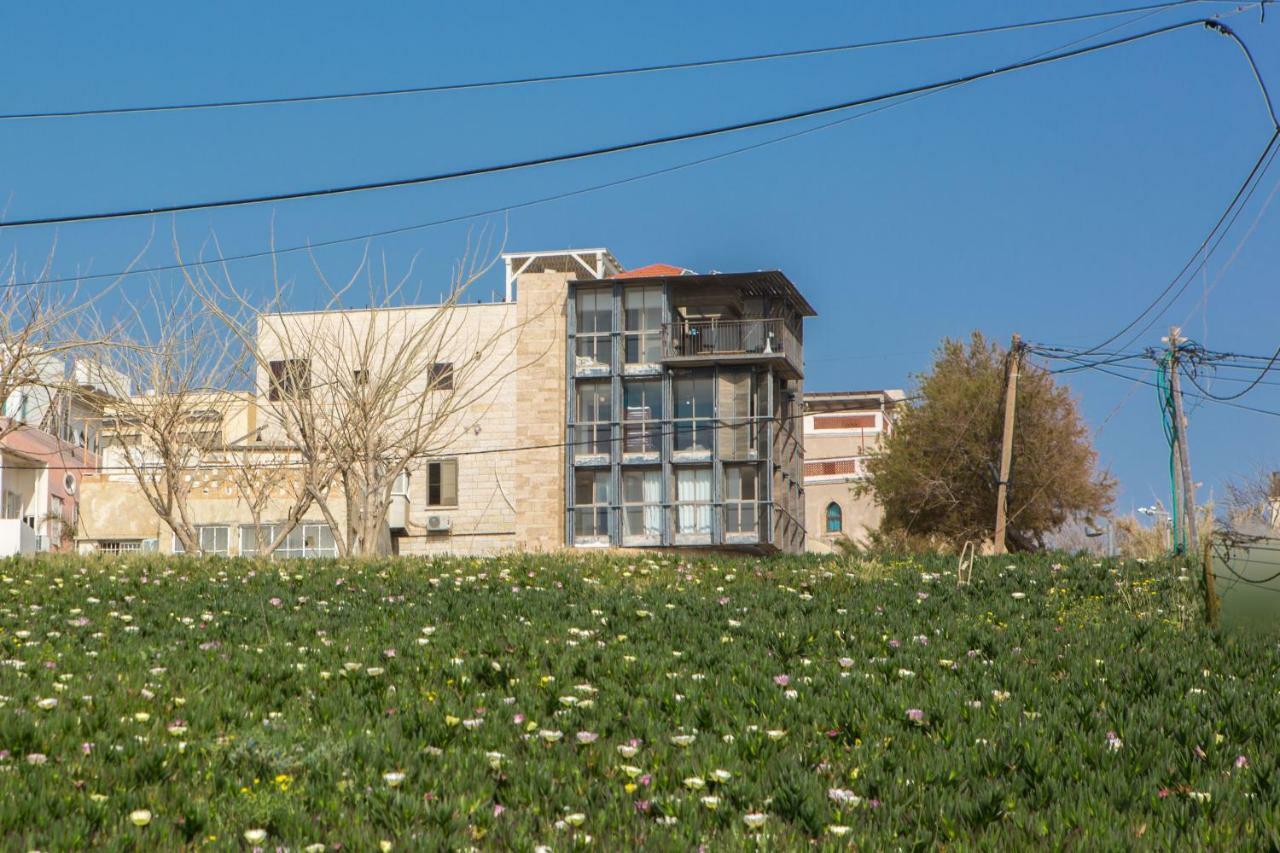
[802,389,903,552]
[76,248,815,556]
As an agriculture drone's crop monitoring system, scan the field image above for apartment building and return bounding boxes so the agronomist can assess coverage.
[74,247,815,557]
[802,389,903,552]
[0,356,106,555]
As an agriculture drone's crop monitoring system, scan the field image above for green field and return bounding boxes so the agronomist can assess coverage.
[0,552,1276,849]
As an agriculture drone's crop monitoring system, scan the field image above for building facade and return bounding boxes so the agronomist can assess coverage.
[0,355,106,555]
[802,389,903,552]
[74,248,815,557]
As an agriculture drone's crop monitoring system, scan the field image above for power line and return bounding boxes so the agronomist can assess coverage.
[0,0,1171,292]
[1077,128,1280,356]
[0,18,1263,231]
[0,1,1230,122]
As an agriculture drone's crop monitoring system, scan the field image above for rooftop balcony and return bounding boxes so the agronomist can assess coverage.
[660,317,802,379]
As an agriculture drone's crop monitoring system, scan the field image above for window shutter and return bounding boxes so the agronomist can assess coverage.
[441,459,458,506]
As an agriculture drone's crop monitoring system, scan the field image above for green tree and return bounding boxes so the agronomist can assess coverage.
[862,332,1113,550]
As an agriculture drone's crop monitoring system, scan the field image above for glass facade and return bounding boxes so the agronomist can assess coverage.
[567,282,777,549]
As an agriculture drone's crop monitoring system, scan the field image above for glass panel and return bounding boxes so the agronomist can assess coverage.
[624,286,661,332]
[575,288,613,334]
[622,469,662,543]
[675,467,712,534]
[575,335,612,373]
[622,380,662,454]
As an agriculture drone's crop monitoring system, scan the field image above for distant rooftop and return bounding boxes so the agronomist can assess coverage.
[615,263,693,279]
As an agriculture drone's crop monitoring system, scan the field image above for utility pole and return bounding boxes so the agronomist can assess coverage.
[1166,326,1198,554]
[993,333,1022,554]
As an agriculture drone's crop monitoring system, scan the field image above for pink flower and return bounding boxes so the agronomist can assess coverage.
[383,648,396,658]
[906,708,925,723]
[1194,745,1207,760]
[269,597,282,607]
[1158,787,1171,799]
[888,639,902,649]
[513,713,525,725]
[493,803,506,817]
[774,674,790,687]
[80,742,94,755]
[1235,754,1249,769]
[639,774,652,787]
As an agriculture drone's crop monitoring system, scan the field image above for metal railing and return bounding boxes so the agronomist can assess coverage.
[661,317,798,362]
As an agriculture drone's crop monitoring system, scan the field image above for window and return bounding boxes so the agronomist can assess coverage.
[813,413,878,431]
[241,523,336,558]
[622,469,662,545]
[622,380,662,456]
[623,286,662,367]
[675,467,712,538]
[573,469,612,544]
[240,524,276,556]
[429,362,454,391]
[427,460,458,506]
[574,381,612,461]
[353,369,368,386]
[392,469,411,496]
[718,370,758,459]
[724,465,758,538]
[826,502,843,533]
[673,371,715,455]
[2,491,20,520]
[268,359,310,401]
[174,524,230,556]
[574,288,613,374]
[279,524,337,559]
[98,540,142,554]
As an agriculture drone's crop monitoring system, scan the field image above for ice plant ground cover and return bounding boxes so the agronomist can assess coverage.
[0,553,1275,848]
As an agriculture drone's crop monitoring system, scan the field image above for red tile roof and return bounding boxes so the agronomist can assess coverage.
[614,262,693,279]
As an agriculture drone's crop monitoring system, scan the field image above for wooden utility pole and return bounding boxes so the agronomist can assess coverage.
[1201,536,1220,628]
[1166,326,1198,554]
[993,333,1022,554]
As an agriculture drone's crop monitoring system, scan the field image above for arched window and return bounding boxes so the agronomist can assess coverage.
[825,502,843,533]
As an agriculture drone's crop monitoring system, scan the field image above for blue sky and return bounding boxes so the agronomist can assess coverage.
[1,1,1277,514]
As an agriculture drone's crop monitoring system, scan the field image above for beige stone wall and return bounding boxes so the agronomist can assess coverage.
[805,480,882,553]
[512,272,569,551]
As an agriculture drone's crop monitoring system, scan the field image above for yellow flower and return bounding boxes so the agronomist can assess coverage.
[129,809,152,827]
[444,715,461,727]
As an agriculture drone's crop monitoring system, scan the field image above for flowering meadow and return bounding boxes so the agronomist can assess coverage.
[0,552,1276,849]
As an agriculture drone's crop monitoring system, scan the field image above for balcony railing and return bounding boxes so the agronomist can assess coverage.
[660,318,802,378]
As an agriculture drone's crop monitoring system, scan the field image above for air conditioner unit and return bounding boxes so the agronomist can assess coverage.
[426,515,452,533]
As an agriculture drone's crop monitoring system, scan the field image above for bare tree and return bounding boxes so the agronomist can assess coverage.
[0,242,127,446]
[89,282,248,554]
[191,225,540,557]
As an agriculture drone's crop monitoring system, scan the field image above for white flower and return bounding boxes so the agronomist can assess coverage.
[616,743,639,758]
[564,812,586,827]
[710,769,731,783]
[1011,592,1026,600]
[383,771,406,787]
[991,690,1011,703]
[700,795,721,809]
[486,751,505,769]
[828,825,852,835]
[129,809,152,827]
[244,829,267,844]
[766,729,787,741]
[828,788,863,805]
[684,776,706,790]
[36,697,57,710]
[540,729,563,743]
[670,734,696,747]
[743,813,767,829]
